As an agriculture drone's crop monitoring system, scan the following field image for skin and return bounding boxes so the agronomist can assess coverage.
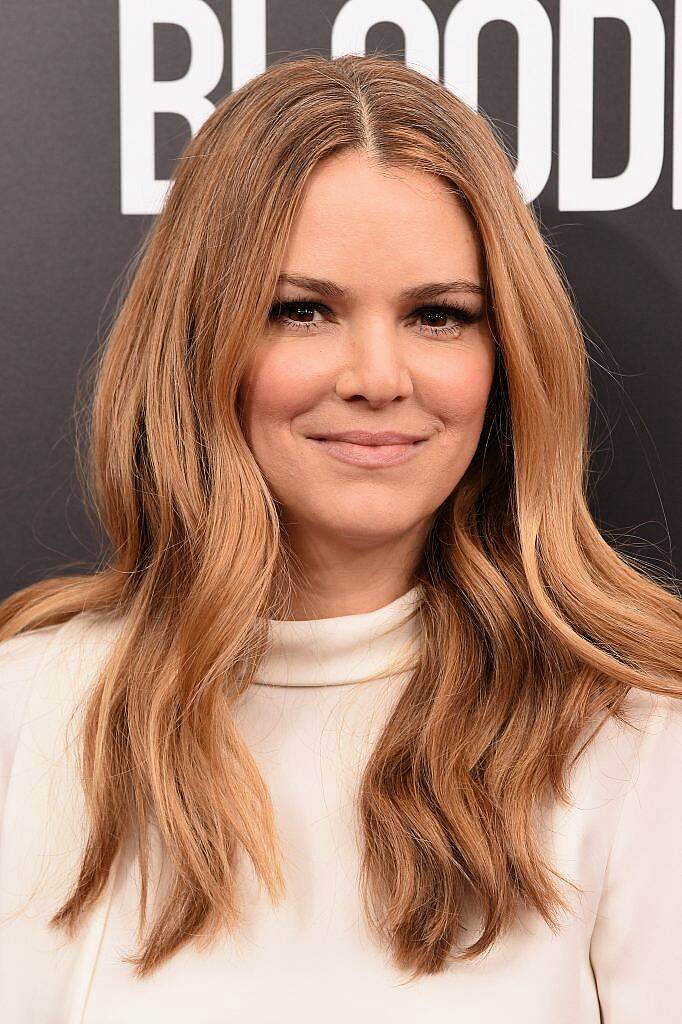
[240,149,496,620]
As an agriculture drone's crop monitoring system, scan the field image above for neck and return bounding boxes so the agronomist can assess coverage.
[278,521,430,621]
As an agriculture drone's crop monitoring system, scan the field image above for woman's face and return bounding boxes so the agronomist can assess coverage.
[240,149,496,564]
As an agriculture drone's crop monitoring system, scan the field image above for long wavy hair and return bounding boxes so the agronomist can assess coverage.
[1,53,681,983]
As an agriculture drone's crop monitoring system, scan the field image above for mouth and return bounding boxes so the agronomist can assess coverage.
[309,436,427,467]
[306,431,428,445]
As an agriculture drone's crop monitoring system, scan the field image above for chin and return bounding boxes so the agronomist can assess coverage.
[317,509,419,538]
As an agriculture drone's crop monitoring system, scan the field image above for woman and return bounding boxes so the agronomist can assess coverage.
[0,52,680,1022]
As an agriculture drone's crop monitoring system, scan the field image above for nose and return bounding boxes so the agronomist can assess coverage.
[334,316,414,406]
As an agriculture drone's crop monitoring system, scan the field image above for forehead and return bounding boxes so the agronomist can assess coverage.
[282,149,484,291]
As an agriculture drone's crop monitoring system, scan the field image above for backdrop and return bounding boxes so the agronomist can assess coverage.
[1,0,680,601]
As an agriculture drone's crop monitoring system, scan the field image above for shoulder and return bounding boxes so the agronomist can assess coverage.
[587,689,682,1014]
[0,612,125,781]
[609,687,682,810]
[576,687,682,805]
[573,686,682,864]
[598,687,681,774]
[0,623,65,785]
[0,611,124,693]
[546,688,681,872]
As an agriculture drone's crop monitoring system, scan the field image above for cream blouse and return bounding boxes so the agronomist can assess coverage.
[1,587,681,1022]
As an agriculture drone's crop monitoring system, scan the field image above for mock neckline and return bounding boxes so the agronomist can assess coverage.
[253,585,423,687]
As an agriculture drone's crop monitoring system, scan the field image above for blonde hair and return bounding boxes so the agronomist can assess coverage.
[1,53,680,982]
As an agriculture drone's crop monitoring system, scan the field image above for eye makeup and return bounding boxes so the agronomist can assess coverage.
[267,296,485,338]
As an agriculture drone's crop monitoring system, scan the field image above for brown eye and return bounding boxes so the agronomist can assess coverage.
[412,303,481,337]
[268,299,331,332]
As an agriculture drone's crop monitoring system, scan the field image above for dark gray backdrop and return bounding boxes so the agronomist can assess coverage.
[1,0,680,601]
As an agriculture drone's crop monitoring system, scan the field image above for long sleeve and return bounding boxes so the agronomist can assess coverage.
[589,692,682,1021]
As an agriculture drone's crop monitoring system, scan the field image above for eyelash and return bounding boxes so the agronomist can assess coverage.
[267,297,481,338]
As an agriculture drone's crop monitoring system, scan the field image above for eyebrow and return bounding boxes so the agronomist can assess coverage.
[276,273,486,303]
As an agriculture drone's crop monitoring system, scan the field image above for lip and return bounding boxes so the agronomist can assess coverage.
[310,437,426,467]
[307,431,426,445]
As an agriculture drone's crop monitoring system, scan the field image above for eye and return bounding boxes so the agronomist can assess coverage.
[410,303,482,338]
[267,299,329,332]
[267,298,484,337]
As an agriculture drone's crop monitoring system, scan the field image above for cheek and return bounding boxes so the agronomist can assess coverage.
[241,348,318,442]
[427,347,496,429]
[416,349,496,506]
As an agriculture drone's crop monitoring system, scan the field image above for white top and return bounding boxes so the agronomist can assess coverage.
[1,588,681,1023]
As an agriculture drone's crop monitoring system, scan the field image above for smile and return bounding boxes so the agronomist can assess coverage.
[311,438,426,467]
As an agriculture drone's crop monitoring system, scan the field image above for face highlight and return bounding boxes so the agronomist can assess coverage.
[239,149,496,567]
